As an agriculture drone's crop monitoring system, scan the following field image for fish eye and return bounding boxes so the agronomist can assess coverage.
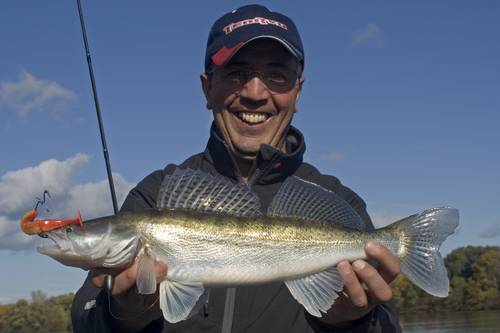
[66,227,73,233]
[39,233,48,238]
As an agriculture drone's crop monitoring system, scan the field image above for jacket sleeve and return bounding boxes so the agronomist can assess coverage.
[306,301,401,333]
[71,169,168,333]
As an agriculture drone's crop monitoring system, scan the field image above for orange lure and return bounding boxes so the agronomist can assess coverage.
[20,209,83,235]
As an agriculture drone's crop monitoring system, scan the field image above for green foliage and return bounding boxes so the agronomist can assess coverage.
[392,246,500,313]
[0,292,74,333]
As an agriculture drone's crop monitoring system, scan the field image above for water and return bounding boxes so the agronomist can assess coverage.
[400,310,500,333]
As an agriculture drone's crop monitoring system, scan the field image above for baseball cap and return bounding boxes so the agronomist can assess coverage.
[205,4,304,72]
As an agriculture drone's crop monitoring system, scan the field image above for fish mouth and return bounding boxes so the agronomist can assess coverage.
[36,230,69,255]
[36,225,141,269]
[35,229,99,270]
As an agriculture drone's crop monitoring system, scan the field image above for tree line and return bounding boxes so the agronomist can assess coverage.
[1,246,499,332]
[392,245,500,313]
[0,291,73,333]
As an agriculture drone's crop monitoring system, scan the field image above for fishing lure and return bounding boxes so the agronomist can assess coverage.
[20,190,83,235]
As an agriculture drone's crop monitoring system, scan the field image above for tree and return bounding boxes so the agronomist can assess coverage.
[0,293,74,333]
[392,246,500,313]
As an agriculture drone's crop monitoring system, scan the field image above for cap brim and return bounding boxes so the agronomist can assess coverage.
[211,35,301,68]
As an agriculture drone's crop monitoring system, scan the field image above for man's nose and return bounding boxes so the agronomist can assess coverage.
[238,75,270,106]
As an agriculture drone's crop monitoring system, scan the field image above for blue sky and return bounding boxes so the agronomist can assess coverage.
[0,1,499,303]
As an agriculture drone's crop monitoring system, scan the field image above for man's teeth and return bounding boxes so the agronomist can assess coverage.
[237,112,269,124]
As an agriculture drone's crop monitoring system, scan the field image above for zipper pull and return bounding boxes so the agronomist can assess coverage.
[203,289,210,317]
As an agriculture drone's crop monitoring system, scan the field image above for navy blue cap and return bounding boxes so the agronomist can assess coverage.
[205,4,304,71]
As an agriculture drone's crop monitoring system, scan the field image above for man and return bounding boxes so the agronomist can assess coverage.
[72,5,402,333]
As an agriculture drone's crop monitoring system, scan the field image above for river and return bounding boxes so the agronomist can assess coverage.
[400,310,500,333]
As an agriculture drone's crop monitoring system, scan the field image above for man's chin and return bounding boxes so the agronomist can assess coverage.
[232,145,260,159]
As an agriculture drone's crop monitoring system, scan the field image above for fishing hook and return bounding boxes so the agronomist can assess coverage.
[34,190,51,212]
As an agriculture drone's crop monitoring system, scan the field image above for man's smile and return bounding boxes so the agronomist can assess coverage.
[233,111,272,125]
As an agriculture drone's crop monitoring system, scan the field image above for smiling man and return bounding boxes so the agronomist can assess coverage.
[202,37,303,181]
[72,5,402,333]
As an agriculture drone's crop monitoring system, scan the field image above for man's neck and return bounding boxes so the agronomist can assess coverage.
[234,155,254,183]
[234,139,287,183]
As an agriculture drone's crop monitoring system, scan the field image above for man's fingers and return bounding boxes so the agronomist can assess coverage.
[365,241,401,283]
[337,261,368,308]
[90,262,138,295]
[91,260,168,294]
[111,261,139,295]
[91,275,105,288]
[352,259,393,303]
[90,267,123,288]
[155,261,168,280]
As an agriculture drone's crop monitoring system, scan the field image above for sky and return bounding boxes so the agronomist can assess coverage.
[0,1,499,303]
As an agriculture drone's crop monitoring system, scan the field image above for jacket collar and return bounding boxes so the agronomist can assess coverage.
[203,122,306,185]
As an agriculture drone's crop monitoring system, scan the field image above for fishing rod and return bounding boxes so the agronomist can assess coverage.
[76,0,118,214]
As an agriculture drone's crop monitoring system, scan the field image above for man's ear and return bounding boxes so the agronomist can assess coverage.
[294,75,305,109]
[200,73,211,109]
[298,74,305,92]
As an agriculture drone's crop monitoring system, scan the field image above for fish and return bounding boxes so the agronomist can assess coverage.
[21,168,459,323]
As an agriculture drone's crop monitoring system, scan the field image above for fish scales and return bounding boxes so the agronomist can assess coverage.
[120,210,383,285]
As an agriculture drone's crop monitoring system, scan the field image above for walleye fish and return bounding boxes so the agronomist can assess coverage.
[21,168,459,323]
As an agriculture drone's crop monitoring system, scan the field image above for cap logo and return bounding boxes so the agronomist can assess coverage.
[223,17,288,35]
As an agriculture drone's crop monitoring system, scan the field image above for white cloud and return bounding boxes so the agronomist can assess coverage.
[352,24,383,46]
[318,152,345,165]
[479,223,500,239]
[370,211,402,228]
[60,173,133,219]
[0,154,135,251]
[0,154,90,213]
[0,70,77,117]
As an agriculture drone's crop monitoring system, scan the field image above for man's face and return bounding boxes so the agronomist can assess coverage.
[202,39,304,159]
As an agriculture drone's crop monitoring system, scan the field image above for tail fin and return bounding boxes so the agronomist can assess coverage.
[396,208,459,297]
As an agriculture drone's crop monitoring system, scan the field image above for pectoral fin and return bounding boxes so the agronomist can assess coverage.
[159,280,204,323]
[136,246,157,294]
[285,267,344,317]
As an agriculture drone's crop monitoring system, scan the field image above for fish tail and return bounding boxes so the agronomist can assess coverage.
[395,208,459,297]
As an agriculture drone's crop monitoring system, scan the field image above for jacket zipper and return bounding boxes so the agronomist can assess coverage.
[221,288,236,333]
[203,289,210,317]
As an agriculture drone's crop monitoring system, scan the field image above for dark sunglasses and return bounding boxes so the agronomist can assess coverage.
[212,66,300,94]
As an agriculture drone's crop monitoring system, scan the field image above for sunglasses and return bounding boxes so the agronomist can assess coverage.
[212,66,300,94]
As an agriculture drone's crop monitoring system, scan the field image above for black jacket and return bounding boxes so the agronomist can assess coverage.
[71,124,401,333]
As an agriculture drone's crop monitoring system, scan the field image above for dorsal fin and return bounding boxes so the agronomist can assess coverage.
[157,168,262,218]
[268,176,365,230]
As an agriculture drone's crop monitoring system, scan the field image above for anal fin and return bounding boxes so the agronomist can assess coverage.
[159,280,204,323]
[285,267,344,317]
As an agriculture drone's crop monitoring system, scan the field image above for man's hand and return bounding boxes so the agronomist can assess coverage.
[91,260,168,295]
[90,260,168,332]
[320,241,401,326]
